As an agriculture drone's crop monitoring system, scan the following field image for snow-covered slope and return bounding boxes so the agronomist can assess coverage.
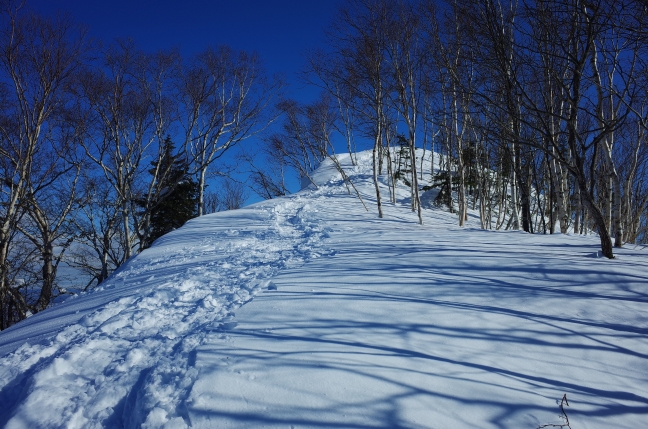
[1,151,647,429]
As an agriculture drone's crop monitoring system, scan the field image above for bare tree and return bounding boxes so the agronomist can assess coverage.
[0,6,87,327]
[177,46,281,216]
[306,95,369,210]
[317,0,394,218]
[386,0,424,224]
[130,51,181,252]
[265,99,327,188]
[18,154,82,311]
[519,0,635,257]
[237,150,290,200]
[442,0,648,258]
[68,174,125,289]
[423,0,479,226]
[76,40,158,261]
[219,179,249,211]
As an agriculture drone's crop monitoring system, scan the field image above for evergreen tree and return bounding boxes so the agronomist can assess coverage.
[142,137,199,248]
[393,135,413,187]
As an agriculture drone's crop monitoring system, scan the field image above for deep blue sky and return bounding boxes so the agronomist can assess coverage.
[27,1,344,201]
[29,0,339,100]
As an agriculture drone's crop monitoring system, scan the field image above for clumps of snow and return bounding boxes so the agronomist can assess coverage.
[0,192,330,428]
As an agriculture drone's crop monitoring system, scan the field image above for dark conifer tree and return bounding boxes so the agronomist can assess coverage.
[143,137,199,248]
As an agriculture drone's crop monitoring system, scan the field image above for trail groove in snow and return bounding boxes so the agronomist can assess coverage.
[0,195,330,428]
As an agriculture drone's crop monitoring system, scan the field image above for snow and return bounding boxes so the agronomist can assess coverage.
[1,151,647,428]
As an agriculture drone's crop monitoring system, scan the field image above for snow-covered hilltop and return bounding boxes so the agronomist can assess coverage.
[1,151,647,428]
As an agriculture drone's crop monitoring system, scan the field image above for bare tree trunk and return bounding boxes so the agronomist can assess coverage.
[578,177,614,258]
[121,201,132,260]
[198,167,207,217]
[453,91,467,226]
[573,184,581,235]
[447,146,454,213]
[508,149,520,230]
[373,132,384,219]
[550,156,567,233]
[409,134,423,224]
[611,173,622,247]
[458,156,467,226]
[36,243,55,311]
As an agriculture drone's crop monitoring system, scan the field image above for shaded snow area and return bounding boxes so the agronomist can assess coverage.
[1,151,648,429]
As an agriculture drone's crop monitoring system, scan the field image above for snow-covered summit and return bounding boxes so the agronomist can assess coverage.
[1,150,647,428]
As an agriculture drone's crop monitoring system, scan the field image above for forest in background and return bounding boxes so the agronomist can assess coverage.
[2,0,648,329]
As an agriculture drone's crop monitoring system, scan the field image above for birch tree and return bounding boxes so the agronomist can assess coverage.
[386,0,424,224]
[322,0,394,218]
[177,46,280,216]
[77,40,158,261]
[0,7,86,327]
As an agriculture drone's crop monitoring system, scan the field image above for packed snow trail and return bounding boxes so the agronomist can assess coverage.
[0,196,331,428]
[0,151,647,428]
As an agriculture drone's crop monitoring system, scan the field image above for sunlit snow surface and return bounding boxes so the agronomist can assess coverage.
[1,151,647,428]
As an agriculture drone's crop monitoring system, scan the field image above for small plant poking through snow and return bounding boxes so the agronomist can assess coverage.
[537,394,571,429]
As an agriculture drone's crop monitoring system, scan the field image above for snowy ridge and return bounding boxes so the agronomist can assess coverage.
[1,150,647,429]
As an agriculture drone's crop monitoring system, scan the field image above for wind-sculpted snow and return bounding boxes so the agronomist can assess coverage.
[0,195,331,428]
[0,151,647,428]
